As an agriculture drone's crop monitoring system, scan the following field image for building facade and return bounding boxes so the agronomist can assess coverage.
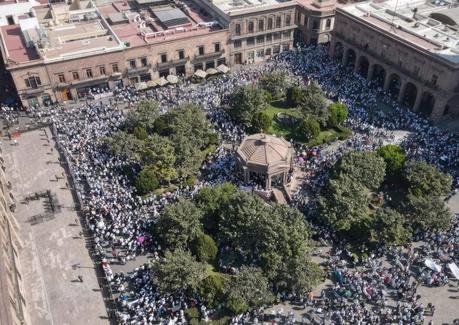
[0,153,29,325]
[330,0,459,121]
[296,0,335,44]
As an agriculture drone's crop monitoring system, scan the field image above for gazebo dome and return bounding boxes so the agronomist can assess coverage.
[237,133,292,167]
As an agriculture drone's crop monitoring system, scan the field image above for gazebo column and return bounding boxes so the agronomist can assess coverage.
[265,175,272,190]
[242,166,249,182]
[283,172,288,184]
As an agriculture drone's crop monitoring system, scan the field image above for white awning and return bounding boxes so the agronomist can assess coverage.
[206,68,219,75]
[167,75,179,84]
[217,64,230,74]
[193,69,207,78]
[156,77,169,87]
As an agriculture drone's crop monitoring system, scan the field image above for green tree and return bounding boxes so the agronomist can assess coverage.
[404,194,452,232]
[135,166,160,195]
[224,267,274,314]
[328,102,348,128]
[105,131,145,161]
[152,249,207,294]
[370,207,410,246]
[133,126,148,140]
[195,183,238,235]
[259,72,288,99]
[286,85,304,107]
[227,85,267,129]
[299,83,329,127]
[251,111,272,132]
[155,199,203,249]
[191,233,218,263]
[404,161,452,197]
[142,135,177,184]
[333,151,386,191]
[297,116,320,140]
[198,272,226,307]
[125,100,159,132]
[377,145,406,182]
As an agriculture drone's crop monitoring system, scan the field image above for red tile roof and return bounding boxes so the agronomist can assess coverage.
[1,24,40,64]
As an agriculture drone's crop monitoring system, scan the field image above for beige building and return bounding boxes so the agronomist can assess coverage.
[330,0,459,121]
[296,0,336,44]
[0,153,29,325]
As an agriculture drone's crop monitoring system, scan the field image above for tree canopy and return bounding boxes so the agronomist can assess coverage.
[259,72,288,99]
[328,102,348,128]
[227,85,267,129]
[377,145,406,182]
[403,161,452,197]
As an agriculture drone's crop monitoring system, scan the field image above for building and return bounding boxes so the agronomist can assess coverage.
[330,0,459,121]
[295,0,336,44]
[0,153,29,325]
[236,133,293,190]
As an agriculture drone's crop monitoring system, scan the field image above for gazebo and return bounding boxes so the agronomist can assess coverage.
[236,133,293,190]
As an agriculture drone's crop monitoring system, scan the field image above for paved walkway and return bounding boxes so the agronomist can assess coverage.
[2,128,109,325]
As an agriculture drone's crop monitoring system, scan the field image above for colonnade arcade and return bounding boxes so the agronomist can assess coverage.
[330,40,459,121]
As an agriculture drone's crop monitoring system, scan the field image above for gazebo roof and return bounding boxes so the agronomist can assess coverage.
[237,133,292,167]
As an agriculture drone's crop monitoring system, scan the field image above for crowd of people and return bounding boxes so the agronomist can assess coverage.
[1,44,458,324]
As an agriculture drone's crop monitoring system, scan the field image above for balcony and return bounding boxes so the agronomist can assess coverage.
[22,87,44,95]
[126,64,151,76]
[156,57,189,69]
[193,50,225,61]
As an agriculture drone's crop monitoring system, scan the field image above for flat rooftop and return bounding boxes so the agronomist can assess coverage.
[211,0,293,13]
[342,0,459,64]
[97,0,223,47]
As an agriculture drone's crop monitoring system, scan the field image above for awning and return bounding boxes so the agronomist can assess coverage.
[146,80,157,88]
[206,68,219,75]
[156,77,169,87]
[448,263,459,280]
[166,75,179,84]
[193,69,207,79]
[425,259,442,272]
[135,82,148,90]
[217,64,230,74]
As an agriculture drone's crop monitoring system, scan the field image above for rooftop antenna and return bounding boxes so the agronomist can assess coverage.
[390,0,400,32]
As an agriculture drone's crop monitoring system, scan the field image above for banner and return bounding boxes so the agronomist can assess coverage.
[448,263,459,280]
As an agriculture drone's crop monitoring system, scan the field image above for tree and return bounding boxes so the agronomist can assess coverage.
[404,194,452,232]
[404,161,452,197]
[195,183,238,235]
[191,233,218,263]
[152,249,207,295]
[155,199,203,249]
[370,207,410,246]
[198,272,226,307]
[319,174,371,233]
[125,100,159,132]
[105,131,145,161]
[297,117,320,140]
[224,267,274,314]
[141,135,177,183]
[133,126,148,140]
[299,82,329,127]
[377,145,406,182]
[286,85,304,107]
[333,151,386,191]
[259,72,288,99]
[227,85,267,128]
[135,165,160,195]
[251,111,272,132]
[328,102,348,128]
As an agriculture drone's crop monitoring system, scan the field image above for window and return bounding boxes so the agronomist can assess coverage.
[431,74,438,86]
[194,63,203,71]
[273,45,280,54]
[267,17,273,30]
[112,63,119,73]
[283,30,291,39]
[235,23,241,35]
[247,51,254,61]
[99,66,106,75]
[58,74,65,83]
[24,76,41,89]
[140,73,151,82]
[198,46,204,56]
[326,18,332,29]
[140,57,148,67]
[265,48,271,56]
[42,94,51,106]
[312,20,319,30]
[282,43,290,51]
[72,71,79,80]
[258,19,264,31]
[247,37,255,46]
[266,34,272,42]
[256,49,264,58]
[234,40,242,48]
[273,32,281,40]
[161,53,167,63]
[178,50,185,60]
[6,16,14,25]
[256,35,264,44]
[276,16,281,28]
[128,59,136,68]
[248,21,254,33]
[285,14,291,26]
[129,77,138,85]
[86,69,93,78]
[214,43,220,52]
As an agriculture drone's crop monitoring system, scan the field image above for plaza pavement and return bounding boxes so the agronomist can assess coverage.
[2,127,109,325]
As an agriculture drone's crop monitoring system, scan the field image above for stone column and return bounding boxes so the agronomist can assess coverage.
[383,74,391,91]
[366,63,374,81]
[397,79,407,104]
[412,90,423,112]
[265,175,272,190]
[341,47,348,67]
[430,97,448,122]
